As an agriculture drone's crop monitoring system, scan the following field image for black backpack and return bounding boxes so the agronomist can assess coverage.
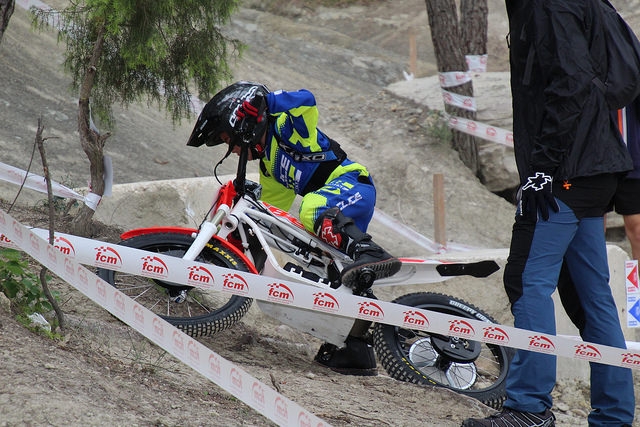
[593,0,640,110]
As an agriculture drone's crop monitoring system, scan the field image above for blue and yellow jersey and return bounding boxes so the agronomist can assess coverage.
[259,89,369,211]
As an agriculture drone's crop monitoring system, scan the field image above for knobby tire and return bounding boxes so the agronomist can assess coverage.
[373,292,513,409]
[97,232,253,337]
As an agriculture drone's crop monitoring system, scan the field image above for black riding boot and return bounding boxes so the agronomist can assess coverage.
[315,207,401,292]
[314,335,377,376]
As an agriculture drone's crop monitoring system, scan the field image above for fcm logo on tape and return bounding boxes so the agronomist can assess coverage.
[141,255,169,279]
[528,335,556,354]
[222,273,250,295]
[267,282,295,304]
[188,340,200,363]
[357,301,384,320]
[251,381,265,410]
[482,326,510,344]
[96,280,108,304]
[187,264,215,289]
[574,343,602,362]
[114,293,126,316]
[94,245,123,269]
[54,236,76,256]
[133,303,145,328]
[274,396,289,424]
[448,319,476,339]
[402,310,429,329]
[621,353,640,368]
[152,317,165,341]
[230,367,243,394]
[173,330,185,358]
[208,353,222,380]
[312,292,340,313]
[298,411,326,427]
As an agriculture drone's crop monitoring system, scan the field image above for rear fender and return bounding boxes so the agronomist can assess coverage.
[120,226,259,274]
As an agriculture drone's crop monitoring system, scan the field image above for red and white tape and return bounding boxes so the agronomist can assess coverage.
[1,217,639,372]
[439,55,514,146]
[0,161,106,210]
[0,211,331,427]
[441,90,477,112]
[448,116,514,148]
[0,161,84,201]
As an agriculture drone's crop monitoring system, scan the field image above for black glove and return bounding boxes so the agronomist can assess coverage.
[235,94,265,131]
[518,172,559,222]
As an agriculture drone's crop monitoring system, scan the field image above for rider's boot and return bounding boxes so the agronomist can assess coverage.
[315,207,401,293]
[313,335,377,376]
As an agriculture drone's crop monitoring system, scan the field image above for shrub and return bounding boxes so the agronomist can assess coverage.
[0,248,56,317]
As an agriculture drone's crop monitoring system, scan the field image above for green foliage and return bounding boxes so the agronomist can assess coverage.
[0,248,57,316]
[36,195,69,213]
[425,110,452,143]
[31,0,244,127]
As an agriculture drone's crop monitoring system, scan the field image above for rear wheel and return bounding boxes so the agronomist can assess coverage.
[97,232,253,337]
[373,292,513,409]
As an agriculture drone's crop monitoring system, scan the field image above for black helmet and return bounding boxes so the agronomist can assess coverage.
[187,81,269,148]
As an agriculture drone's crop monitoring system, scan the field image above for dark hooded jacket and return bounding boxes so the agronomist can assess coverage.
[506,0,632,185]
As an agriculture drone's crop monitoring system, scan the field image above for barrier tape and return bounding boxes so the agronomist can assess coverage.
[466,54,488,74]
[2,219,640,372]
[437,55,515,145]
[439,71,473,89]
[441,90,476,112]
[0,211,331,427]
[447,116,514,148]
[0,161,84,201]
[0,159,111,211]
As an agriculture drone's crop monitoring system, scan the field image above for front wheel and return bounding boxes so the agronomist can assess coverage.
[97,232,253,337]
[373,292,513,409]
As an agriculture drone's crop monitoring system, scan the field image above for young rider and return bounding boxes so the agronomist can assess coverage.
[186,81,401,375]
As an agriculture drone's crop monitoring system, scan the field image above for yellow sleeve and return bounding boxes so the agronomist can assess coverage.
[260,170,296,211]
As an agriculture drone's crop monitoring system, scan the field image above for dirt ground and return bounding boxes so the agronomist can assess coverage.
[1,1,640,426]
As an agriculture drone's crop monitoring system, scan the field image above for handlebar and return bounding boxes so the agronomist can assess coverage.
[231,132,252,202]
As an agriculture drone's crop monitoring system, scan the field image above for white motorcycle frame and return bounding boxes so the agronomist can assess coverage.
[180,185,455,346]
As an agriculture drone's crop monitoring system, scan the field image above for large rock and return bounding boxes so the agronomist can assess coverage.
[386,72,519,193]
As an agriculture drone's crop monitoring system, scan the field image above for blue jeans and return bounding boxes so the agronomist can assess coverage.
[503,200,635,426]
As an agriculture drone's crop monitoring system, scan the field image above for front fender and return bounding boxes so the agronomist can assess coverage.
[120,226,259,274]
[120,226,198,240]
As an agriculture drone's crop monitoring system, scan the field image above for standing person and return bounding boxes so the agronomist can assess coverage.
[463,1,636,426]
[557,98,640,353]
[187,81,401,376]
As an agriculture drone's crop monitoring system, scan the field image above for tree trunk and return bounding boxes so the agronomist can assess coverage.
[35,118,66,331]
[71,24,110,237]
[460,0,488,56]
[0,0,15,44]
[424,0,480,175]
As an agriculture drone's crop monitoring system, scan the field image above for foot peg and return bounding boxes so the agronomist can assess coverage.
[353,268,375,294]
[341,257,401,291]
